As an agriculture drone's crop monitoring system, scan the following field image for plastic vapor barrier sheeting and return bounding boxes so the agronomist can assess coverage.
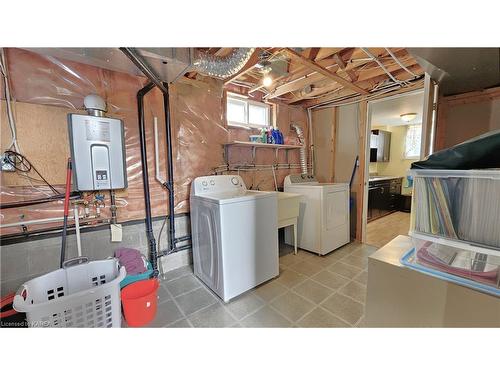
[0,48,226,235]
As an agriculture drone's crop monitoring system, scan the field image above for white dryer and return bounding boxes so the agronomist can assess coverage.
[284,174,350,255]
[190,175,278,302]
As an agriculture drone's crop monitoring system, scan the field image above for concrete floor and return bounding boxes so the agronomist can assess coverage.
[124,241,377,328]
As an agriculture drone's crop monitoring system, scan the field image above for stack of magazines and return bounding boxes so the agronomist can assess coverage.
[415,241,500,288]
[412,171,500,249]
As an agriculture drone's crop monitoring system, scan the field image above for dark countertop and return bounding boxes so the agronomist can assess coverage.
[369,176,403,182]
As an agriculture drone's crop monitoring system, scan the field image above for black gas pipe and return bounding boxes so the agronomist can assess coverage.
[136,81,158,276]
[122,48,191,276]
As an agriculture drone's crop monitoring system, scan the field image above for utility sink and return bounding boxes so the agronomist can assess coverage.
[273,192,302,254]
[276,192,301,225]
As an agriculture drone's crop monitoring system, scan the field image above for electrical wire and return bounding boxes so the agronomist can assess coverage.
[0,48,21,153]
[385,48,419,78]
[3,150,61,195]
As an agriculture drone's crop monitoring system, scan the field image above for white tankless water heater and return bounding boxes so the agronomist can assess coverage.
[68,94,127,191]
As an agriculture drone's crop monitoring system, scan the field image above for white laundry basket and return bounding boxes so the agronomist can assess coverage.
[13,257,126,328]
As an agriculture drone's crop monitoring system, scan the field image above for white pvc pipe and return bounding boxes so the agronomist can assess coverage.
[154,116,166,185]
[74,205,82,257]
[360,48,402,85]
[1,216,66,228]
[271,165,278,191]
[385,48,419,78]
[0,214,99,229]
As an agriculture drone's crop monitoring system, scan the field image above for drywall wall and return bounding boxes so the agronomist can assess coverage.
[335,104,359,185]
[442,99,500,148]
[435,87,500,150]
[370,125,414,195]
[311,107,335,182]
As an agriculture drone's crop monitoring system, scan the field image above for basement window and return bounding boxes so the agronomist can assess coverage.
[226,93,270,128]
[404,124,422,159]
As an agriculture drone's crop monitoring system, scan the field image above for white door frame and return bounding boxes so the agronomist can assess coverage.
[361,88,425,243]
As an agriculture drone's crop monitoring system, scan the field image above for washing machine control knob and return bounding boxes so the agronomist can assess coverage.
[202,180,208,187]
[231,177,239,185]
[210,179,215,186]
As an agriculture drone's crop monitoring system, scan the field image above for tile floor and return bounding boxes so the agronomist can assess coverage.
[366,211,410,248]
[126,241,377,328]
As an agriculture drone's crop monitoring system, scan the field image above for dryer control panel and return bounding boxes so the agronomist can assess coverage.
[284,174,318,185]
[191,175,246,196]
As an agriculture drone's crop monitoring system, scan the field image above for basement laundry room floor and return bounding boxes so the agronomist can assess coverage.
[125,242,377,328]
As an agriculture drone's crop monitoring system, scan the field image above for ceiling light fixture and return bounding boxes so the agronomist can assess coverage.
[262,75,273,87]
[400,112,417,122]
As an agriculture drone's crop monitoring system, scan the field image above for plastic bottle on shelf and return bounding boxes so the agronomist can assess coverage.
[276,128,284,144]
[272,127,278,144]
[267,127,274,144]
[260,128,267,143]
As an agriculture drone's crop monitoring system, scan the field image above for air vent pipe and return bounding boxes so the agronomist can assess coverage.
[192,48,255,79]
[291,124,308,175]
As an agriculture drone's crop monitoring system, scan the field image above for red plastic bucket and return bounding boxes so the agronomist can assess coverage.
[121,279,159,327]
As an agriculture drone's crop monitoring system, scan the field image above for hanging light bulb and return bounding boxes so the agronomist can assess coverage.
[263,75,273,87]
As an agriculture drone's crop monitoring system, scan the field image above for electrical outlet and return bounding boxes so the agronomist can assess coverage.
[1,153,15,172]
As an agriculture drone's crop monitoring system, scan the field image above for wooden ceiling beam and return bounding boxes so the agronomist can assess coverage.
[309,47,322,61]
[284,48,367,94]
[301,63,424,107]
[333,53,358,82]
[291,62,423,105]
[314,47,345,61]
[267,54,376,100]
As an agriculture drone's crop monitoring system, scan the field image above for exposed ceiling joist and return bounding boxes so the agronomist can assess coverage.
[301,64,424,107]
[284,48,367,94]
[266,63,339,99]
[333,53,358,82]
[314,47,345,61]
[309,48,321,61]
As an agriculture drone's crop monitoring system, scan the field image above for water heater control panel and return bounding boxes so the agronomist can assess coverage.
[68,114,127,191]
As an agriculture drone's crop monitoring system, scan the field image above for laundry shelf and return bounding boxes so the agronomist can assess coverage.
[222,141,302,165]
[223,141,302,149]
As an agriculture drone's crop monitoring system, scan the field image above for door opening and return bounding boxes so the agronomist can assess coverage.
[362,89,426,248]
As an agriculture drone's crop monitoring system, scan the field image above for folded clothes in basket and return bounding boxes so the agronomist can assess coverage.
[114,248,147,275]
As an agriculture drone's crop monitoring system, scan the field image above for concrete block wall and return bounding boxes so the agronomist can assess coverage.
[0,215,192,296]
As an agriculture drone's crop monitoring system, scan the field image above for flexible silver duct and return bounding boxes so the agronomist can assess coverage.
[291,124,308,176]
[192,48,256,79]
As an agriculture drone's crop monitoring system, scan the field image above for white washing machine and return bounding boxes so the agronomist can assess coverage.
[284,174,350,255]
[190,175,279,302]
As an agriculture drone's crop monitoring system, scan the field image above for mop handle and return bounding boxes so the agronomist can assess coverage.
[63,158,72,216]
[60,158,72,267]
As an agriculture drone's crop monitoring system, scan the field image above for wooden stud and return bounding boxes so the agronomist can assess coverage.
[331,108,337,182]
[356,100,368,243]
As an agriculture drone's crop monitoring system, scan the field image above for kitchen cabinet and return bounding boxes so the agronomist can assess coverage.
[369,129,391,162]
[368,177,402,222]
